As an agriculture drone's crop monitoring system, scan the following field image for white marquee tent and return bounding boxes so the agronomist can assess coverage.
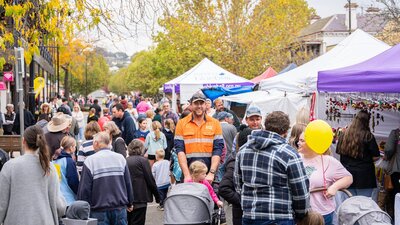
[163,58,253,112]
[259,29,390,93]
[220,90,309,125]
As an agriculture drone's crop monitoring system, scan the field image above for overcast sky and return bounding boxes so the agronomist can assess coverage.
[97,0,378,56]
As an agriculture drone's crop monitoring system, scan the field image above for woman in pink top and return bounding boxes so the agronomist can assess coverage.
[188,161,223,208]
[298,132,353,225]
[136,99,151,115]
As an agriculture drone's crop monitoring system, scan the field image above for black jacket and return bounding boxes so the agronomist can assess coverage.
[126,155,160,205]
[113,111,136,145]
[112,135,127,158]
[162,128,174,160]
[12,110,35,134]
[219,155,242,225]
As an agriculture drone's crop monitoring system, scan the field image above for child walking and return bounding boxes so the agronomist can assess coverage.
[188,161,223,208]
[152,149,171,211]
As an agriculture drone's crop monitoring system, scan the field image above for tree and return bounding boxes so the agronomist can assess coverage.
[0,0,99,68]
[59,45,110,96]
[153,0,311,80]
[59,39,91,97]
[109,0,311,96]
[376,0,400,45]
[0,0,170,70]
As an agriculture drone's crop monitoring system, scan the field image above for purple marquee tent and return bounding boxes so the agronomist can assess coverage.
[318,43,400,93]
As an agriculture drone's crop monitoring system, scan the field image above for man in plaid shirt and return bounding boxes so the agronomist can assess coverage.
[234,111,309,225]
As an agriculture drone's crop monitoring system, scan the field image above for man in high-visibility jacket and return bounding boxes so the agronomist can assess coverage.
[175,91,224,183]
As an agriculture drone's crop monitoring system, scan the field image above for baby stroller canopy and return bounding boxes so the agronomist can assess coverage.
[338,196,391,225]
[164,182,214,225]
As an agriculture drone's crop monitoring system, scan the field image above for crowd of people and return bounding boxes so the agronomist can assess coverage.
[0,90,399,225]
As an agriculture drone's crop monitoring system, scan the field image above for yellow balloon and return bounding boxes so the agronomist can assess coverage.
[304,120,333,154]
[34,77,45,98]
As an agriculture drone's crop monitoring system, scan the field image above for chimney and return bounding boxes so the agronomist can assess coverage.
[345,2,358,31]
[310,15,321,24]
[366,6,380,14]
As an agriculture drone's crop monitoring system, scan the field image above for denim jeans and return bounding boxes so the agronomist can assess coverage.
[158,185,170,207]
[242,218,295,225]
[91,208,127,225]
[323,212,334,225]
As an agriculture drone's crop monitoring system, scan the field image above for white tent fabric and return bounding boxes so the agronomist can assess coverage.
[164,58,252,112]
[220,91,309,125]
[259,29,390,93]
[164,58,251,86]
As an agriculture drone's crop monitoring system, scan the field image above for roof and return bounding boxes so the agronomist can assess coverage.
[300,13,386,37]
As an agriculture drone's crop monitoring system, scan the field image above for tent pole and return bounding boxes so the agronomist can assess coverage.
[172,84,177,114]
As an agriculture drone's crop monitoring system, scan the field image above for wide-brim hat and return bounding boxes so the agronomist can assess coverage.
[47,112,72,132]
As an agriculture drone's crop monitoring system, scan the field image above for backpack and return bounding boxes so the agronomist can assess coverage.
[0,148,10,171]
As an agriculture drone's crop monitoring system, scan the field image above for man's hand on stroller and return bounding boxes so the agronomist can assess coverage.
[217,200,224,208]
[205,173,215,184]
[183,174,192,182]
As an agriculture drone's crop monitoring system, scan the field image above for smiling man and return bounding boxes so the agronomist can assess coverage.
[174,91,224,183]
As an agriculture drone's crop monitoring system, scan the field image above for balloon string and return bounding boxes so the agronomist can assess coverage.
[322,155,327,189]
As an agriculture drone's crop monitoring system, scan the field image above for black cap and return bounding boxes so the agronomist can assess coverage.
[190,91,207,103]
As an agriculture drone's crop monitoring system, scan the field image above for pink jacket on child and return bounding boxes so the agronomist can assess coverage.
[187,179,219,204]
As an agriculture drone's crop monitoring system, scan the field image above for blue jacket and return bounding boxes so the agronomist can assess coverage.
[113,111,137,145]
[53,150,79,205]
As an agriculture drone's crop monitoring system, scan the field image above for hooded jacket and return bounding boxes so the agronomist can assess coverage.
[234,130,309,221]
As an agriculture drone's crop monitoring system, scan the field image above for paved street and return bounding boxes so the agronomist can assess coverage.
[145,201,232,224]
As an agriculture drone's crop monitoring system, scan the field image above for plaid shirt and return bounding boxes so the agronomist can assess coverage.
[234,130,309,221]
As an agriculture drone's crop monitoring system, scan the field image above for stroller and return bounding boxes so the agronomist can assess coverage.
[337,195,392,225]
[311,187,392,225]
[163,182,221,225]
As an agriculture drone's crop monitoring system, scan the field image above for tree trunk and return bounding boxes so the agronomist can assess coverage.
[63,67,69,98]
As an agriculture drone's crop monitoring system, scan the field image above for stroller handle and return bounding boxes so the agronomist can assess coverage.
[310,187,353,197]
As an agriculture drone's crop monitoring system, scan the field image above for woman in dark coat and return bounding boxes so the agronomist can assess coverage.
[126,140,160,225]
[219,127,252,225]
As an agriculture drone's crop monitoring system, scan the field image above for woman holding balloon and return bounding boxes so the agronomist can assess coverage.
[336,110,380,199]
[298,120,353,225]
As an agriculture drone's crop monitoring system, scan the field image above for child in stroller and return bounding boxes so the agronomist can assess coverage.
[163,161,223,225]
[187,161,224,209]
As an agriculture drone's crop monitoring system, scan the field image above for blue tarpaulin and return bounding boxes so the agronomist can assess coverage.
[202,86,254,102]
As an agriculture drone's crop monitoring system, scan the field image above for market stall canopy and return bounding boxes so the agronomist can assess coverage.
[250,67,277,84]
[202,86,253,102]
[220,90,308,125]
[318,43,400,93]
[259,29,390,93]
[278,63,297,75]
[163,58,253,94]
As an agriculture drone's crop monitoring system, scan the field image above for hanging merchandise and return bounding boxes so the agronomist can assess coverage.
[325,93,400,132]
